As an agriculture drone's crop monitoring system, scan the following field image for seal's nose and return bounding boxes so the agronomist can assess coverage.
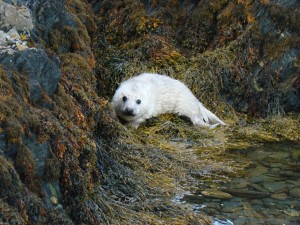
[123,108,135,116]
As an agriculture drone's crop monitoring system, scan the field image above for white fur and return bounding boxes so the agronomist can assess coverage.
[112,73,226,128]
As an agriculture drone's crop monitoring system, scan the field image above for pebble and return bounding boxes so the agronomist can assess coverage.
[50,196,58,205]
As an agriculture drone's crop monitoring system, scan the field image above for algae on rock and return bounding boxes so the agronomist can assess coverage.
[0,0,299,225]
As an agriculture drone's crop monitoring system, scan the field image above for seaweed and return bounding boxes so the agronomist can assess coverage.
[0,0,299,224]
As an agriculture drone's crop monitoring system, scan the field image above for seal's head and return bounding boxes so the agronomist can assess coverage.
[112,81,149,122]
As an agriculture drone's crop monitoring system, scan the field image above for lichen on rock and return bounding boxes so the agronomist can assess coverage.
[0,0,299,225]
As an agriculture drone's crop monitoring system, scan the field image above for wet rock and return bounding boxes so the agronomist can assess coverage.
[263,181,287,193]
[280,171,300,178]
[0,48,61,101]
[289,188,300,198]
[222,201,242,213]
[251,199,263,205]
[222,188,270,198]
[233,217,248,225]
[181,194,205,204]
[248,165,269,177]
[250,173,281,184]
[247,183,269,193]
[291,149,300,160]
[268,152,290,160]
[269,167,280,172]
[232,178,249,189]
[201,189,232,199]
[283,209,300,217]
[205,202,221,211]
[271,193,288,200]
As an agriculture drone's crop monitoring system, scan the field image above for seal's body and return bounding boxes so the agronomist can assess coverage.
[112,73,225,128]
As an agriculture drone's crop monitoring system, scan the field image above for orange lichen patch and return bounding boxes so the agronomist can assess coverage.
[57,143,67,159]
[246,13,255,24]
[260,0,270,4]
[237,0,256,24]
[136,16,161,34]
[0,89,14,101]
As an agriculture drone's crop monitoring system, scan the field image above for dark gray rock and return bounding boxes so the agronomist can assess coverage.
[0,48,61,101]
[29,0,77,43]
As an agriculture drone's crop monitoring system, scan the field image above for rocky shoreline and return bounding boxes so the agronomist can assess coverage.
[0,0,299,224]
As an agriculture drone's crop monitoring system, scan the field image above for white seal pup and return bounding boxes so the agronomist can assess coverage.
[112,73,226,128]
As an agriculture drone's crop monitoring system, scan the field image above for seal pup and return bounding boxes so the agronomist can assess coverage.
[112,73,226,128]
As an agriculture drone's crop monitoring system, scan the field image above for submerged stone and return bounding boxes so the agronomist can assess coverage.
[201,189,232,199]
[248,165,269,177]
[263,181,287,193]
[283,209,300,217]
[268,152,290,160]
[291,149,300,160]
[289,188,300,198]
[223,188,269,198]
[271,193,288,200]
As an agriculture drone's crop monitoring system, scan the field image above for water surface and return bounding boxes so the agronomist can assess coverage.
[175,142,300,225]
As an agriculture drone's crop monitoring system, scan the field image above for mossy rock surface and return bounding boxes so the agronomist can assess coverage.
[0,0,299,224]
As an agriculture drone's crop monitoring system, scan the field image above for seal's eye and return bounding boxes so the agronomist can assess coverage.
[136,99,141,104]
[122,96,127,102]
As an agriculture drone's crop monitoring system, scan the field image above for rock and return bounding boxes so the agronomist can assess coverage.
[271,193,288,200]
[291,149,300,160]
[26,0,77,45]
[233,217,248,225]
[280,171,300,178]
[0,1,33,32]
[222,201,242,213]
[283,209,300,217]
[0,48,61,101]
[181,194,205,204]
[248,165,269,177]
[247,183,269,193]
[205,202,221,211]
[251,199,263,205]
[232,178,249,188]
[50,196,58,205]
[268,152,290,160]
[222,188,270,198]
[289,188,300,198]
[201,189,232,199]
[263,181,287,193]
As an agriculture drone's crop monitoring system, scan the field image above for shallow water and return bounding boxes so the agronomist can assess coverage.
[175,142,300,225]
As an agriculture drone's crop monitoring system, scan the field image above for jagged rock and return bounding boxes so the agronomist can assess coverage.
[0,48,61,101]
